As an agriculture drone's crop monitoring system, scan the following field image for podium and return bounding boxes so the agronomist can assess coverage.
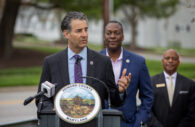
[39,109,122,127]
[37,83,123,127]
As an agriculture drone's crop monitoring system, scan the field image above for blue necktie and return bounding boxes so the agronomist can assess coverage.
[74,55,83,83]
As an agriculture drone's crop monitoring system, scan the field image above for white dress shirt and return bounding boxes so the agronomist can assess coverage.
[106,48,123,84]
[164,71,177,89]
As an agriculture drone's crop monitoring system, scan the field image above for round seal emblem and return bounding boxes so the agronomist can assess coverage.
[54,83,101,124]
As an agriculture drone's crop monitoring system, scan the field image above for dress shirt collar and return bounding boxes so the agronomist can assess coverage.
[163,71,177,79]
[106,47,123,61]
[68,46,87,60]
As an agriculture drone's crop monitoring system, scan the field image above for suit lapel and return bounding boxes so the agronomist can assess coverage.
[172,74,183,106]
[58,48,70,85]
[86,48,95,85]
[158,73,170,106]
[120,49,131,77]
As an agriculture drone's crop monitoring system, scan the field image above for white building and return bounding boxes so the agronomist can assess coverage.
[138,0,195,48]
[15,0,195,48]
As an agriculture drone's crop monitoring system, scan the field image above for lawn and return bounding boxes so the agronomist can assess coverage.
[0,60,194,87]
[0,67,41,86]
[0,37,194,86]
[146,60,195,78]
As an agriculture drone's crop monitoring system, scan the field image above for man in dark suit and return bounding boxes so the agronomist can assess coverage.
[100,21,153,127]
[147,49,195,127]
[36,12,131,115]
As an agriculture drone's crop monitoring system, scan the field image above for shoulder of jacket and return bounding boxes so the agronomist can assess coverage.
[45,49,66,61]
[123,49,145,62]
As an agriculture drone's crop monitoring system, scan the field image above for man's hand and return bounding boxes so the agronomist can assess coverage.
[118,68,131,93]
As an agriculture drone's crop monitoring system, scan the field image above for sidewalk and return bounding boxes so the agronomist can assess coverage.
[0,86,37,125]
[135,52,195,63]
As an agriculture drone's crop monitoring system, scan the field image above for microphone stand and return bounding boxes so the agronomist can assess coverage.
[23,90,46,106]
[81,76,111,109]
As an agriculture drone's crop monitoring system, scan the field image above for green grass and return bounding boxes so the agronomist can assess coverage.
[0,43,102,87]
[146,60,163,76]
[14,43,102,54]
[145,47,195,57]
[0,36,194,86]
[15,34,195,56]
[88,43,103,51]
[15,33,51,44]
[14,42,103,54]
[0,60,194,87]
[177,63,195,78]
[15,46,64,54]
[0,67,42,87]
[146,60,195,79]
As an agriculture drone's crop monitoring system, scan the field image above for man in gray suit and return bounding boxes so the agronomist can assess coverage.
[147,49,195,127]
[36,11,131,114]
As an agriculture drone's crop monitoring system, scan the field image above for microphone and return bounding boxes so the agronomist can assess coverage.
[41,81,55,98]
[81,76,111,109]
[23,81,55,106]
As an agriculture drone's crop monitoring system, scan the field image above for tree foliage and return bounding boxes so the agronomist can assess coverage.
[114,0,179,18]
[113,0,179,49]
[0,0,102,59]
[41,0,102,19]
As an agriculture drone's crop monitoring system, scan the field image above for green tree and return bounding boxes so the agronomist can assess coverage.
[114,0,179,49]
[50,0,101,19]
[0,0,102,59]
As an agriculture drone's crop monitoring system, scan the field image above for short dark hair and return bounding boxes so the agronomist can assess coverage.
[106,20,123,33]
[61,11,88,32]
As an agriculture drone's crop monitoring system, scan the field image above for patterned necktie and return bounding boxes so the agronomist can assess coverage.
[167,76,174,106]
[74,55,83,83]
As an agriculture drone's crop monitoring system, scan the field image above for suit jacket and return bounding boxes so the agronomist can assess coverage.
[36,47,124,112]
[100,48,153,127]
[147,72,195,127]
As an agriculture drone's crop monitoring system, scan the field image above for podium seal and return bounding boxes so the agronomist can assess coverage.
[54,83,101,124]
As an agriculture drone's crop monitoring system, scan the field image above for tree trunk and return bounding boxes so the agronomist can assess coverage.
[102,0,109,48]
[123,6,138,50]
[129,6,137,49]
[0,0,5,22]
[0,0,20,59]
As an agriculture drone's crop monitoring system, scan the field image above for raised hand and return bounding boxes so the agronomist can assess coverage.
[118,68,131,93]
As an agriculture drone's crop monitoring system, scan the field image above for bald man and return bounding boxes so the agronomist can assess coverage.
[147,49,195,127]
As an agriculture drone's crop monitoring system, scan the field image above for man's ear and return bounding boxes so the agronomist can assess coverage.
[63,30,69,39]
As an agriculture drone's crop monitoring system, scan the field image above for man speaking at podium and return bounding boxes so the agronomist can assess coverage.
[36,11,131,118]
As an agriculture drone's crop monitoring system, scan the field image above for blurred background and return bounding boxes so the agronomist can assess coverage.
[0,0,195,125]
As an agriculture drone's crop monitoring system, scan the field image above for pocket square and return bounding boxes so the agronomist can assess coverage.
[179,91,189,94]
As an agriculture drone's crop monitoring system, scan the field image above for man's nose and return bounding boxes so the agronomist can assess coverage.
[109,33,116,38]
[168,58,173,62]
[81,30,88,37]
